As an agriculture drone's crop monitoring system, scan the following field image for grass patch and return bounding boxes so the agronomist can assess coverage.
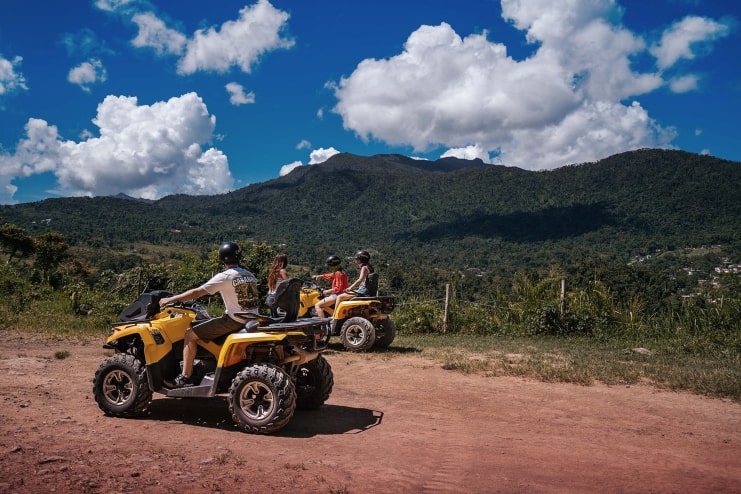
[0,296,112,342]
[387,333,740,402]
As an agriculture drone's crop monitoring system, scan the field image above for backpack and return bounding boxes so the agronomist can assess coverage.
[364,272,379,296]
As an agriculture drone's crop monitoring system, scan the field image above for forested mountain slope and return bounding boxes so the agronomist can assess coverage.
[1,149,739,275]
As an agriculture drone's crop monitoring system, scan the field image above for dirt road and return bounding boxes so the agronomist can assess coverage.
[1,329,739,493]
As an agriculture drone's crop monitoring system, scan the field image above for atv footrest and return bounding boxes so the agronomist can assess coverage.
[200,373,215,388]
[160,384,214,398]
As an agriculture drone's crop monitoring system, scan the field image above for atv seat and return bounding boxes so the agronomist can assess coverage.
[270,277,302,323]
[235,277,301,326]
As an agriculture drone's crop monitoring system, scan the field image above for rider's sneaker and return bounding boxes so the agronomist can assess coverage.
[164,374,193,389]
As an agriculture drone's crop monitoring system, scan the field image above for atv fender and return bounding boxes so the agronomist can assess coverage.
[106,323,175,365]
[217,331,290,368]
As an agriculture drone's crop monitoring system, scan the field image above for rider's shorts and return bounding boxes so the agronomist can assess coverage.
[192,314,245,341]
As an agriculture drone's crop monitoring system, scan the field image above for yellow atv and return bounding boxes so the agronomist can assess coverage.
[92,279,333,435]
[297,273,396,352]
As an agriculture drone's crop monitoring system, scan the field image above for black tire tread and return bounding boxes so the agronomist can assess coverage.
[296,355,334,410]
[340,316,376,352]
[228,363,296,434]
[92,353,152,417]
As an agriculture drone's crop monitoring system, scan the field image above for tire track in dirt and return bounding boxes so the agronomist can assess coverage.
[416,413,480,494]
[328,353,488,492]
[378,408,477,494]
[380,375,496,493]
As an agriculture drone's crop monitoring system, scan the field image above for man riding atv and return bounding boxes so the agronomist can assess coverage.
[157,241,259,388]
[92,243,334,435]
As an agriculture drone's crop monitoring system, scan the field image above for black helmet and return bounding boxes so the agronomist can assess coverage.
[218,242,242,264]
[325,255,342,271]
[353,250,370,263]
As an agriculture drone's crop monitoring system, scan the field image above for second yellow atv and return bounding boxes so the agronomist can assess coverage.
[297,273,396,352]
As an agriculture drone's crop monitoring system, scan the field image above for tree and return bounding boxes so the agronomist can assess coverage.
[0,223,35,263]
[34,232,69,284]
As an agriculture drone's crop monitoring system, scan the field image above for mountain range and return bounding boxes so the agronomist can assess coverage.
[1,149,739,278]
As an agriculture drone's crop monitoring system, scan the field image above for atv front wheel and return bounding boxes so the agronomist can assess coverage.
[373,318,397,349]
[340,317,376,352]
[296,355,334,410]
[92,353,152,417]
[228,364,297,434]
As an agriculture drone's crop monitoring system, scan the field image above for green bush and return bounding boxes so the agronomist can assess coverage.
[394,299,443,333]
[451,302,500,335]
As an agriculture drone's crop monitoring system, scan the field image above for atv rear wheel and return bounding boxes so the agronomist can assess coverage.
[92,353,152,417]
[228,363,297,434]
[373,318,397,349]
[340,317,376,352]
[296,355,334,410]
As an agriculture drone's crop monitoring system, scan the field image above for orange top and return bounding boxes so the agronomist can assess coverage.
[319,270,348,294]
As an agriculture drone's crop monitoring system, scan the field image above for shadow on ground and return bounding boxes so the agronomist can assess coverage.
[139,397,382,437]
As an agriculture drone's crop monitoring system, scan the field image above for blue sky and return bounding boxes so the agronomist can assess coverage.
[0,0,737,204]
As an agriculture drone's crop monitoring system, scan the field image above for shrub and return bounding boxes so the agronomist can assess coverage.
[394,299,443,334]
[525,303,563,336]
[447,302,500,335]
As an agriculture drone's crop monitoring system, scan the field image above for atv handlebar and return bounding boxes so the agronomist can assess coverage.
[160,301,211,321]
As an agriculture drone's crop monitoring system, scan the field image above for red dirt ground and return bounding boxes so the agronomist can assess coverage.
[0,328,739,493]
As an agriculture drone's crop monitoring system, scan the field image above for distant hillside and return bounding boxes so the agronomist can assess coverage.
[1,149,740,276]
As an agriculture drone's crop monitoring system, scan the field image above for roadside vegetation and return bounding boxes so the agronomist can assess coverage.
[392,273,740,401]
[1,230,738,403]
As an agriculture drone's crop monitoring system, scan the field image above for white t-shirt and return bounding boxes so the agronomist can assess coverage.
[200,266,259,323]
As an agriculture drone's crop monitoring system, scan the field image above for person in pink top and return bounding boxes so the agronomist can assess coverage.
[312,255,348,318]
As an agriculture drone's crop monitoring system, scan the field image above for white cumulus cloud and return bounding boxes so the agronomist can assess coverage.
[131,12,187,56]
[279,147,341,177]
[441,145,492,163]
[117,0,294,76]
[68,59,108,92]
[177,0,294,75]
[669,74,699,93]
[308,147,340,164]
[94,0,135,13]
[279,161,303,177]
[331,0,730,170]
[0,55,28,96]
[0,92,234,204]
[650,16,730,70]
[226,82,255,105]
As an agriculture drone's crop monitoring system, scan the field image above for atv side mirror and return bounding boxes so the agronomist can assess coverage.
[273,278,302,323]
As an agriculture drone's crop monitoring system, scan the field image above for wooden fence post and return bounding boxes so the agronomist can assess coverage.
[560,278,566,315]
[443,283,450,333]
